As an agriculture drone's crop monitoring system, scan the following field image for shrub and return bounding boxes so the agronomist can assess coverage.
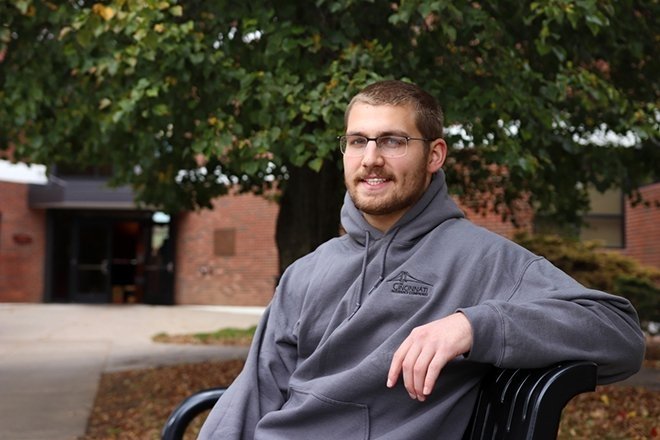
[514,233,660,329]
[613,276,660,324]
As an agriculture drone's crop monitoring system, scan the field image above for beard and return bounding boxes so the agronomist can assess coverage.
[346,165,429,217]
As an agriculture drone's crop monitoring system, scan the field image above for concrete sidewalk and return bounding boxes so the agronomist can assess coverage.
[0,303,264,440]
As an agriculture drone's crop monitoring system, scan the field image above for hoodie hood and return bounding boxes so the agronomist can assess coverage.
[340,169,465,244]
[339,169,465,319]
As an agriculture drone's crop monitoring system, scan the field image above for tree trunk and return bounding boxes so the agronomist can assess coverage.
[275,161,345,276]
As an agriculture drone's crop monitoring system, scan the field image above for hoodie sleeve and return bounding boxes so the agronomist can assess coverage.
[198,271,301,439]
[460,257,645,384]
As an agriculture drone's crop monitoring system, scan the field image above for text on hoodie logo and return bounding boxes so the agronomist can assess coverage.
[387,271,433,297]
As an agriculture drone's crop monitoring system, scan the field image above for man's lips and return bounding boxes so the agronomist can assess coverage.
[363,177,388,186]
[356,175,393,188]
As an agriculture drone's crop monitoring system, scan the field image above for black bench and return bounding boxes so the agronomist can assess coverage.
[162,360,597,440]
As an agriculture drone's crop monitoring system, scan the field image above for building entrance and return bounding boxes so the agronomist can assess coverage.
[47,210,174,304]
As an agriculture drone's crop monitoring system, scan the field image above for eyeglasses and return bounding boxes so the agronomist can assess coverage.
[338,135,431,158]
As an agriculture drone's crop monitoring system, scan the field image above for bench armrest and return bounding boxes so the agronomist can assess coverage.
[463,361,597,440]
[161,387,226,440]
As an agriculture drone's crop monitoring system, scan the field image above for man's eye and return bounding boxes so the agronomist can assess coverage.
[380,136,405,147]
[349,137,367,146]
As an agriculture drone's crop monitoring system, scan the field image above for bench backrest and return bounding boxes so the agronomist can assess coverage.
[162,361,597,440]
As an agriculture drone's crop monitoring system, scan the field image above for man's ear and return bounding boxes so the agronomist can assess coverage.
[427,138,447,173]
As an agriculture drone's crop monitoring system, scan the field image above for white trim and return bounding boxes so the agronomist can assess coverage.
[0,160,48,184]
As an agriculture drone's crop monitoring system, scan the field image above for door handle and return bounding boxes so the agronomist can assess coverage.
[100,259,109,275]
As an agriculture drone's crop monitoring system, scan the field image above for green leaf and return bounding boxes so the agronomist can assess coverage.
[98,98,112,110]
[189,52,204,64]
[169,6,183,17]
[308,157,324,172]
[152,104,169,116]
[14,0,32,14]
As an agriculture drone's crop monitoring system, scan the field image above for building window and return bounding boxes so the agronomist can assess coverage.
[581,188,624,248]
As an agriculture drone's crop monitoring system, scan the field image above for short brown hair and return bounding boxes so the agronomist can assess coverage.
[345,80,444,140]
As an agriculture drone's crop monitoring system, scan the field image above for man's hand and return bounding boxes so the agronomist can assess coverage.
[387,312,473,401]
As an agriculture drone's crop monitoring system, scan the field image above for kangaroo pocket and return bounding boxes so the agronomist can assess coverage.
[255,387,369,440]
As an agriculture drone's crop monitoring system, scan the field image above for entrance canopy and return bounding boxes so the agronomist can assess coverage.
[28,178,136,209]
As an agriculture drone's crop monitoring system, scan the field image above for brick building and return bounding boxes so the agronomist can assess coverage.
[0,160,279,305]
[1,161,658,306]
[623,183,660,269]
[175,193,279,306]
[0,180,46,302]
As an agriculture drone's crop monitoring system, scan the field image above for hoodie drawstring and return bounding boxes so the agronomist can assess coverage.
[375,227,400,291]
[348,227,400,320]
[348,231,370,320]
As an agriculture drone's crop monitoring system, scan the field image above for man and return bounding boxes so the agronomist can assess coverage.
[199,80,644,439]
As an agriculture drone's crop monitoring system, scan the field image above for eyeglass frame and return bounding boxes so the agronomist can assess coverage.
[337,134,433,158]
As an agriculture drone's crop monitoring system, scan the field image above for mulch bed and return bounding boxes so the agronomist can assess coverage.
[81,354,659,439]
[80,359,245,440]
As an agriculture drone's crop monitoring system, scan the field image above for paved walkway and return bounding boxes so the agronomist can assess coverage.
[0,303,264,440]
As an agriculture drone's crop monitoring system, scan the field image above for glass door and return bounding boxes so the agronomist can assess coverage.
[142,219,174,305]
[70,220,112,303]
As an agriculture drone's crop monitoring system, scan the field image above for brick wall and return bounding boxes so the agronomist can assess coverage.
[175,192,280,305]
[0,182,46,302]
[458,198,534,238]
[623,182,660,269]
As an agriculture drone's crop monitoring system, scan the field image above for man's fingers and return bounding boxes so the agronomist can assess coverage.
[423,355,445,396]
[401,345,422,399]
[412,349,436,400]
[387,339,410,388]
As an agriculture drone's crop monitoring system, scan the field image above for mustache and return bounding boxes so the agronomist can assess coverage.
[353,170,394,181]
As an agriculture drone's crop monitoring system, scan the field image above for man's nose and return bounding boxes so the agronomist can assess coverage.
[361,140,384,167]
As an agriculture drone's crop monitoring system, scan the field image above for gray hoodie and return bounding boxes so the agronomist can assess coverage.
[199,171,644,439]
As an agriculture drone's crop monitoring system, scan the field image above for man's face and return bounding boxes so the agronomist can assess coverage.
[343,102,445,231]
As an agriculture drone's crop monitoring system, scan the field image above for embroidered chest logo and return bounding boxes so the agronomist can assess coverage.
[387,271,433,297]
